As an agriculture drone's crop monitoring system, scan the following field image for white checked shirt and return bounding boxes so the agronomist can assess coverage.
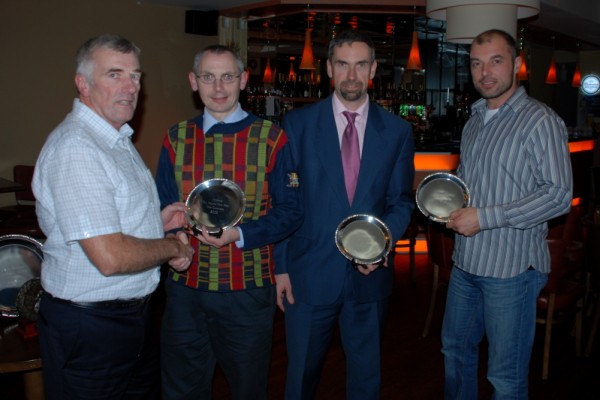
[33,99,163,301]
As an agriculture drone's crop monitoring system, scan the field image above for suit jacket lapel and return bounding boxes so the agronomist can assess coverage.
[353,105,388,207]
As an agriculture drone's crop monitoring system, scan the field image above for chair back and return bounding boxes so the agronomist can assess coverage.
[426,223,454,271]
[543,239,568,294]
[13,165,35,203]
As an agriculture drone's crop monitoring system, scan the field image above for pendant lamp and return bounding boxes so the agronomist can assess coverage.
[545,57,557,84]
[572,43,581,87]
[299,28,316,70]
[406,31,423,70]
[572,63,581,87]
[288,58,297,81]
[262,58,274,83]
[517,28,528,81]
[545,36,557,85]
[517,50,528,81]
[427,0,540,44]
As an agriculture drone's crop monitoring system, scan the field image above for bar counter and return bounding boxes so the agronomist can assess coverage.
[398,138,595,254]
[413,137,594,171]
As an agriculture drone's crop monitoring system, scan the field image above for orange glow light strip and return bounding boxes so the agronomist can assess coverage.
[414,139,591,171]
[569,140,593,153]
[414,153,460,171]
[395,239,428,253]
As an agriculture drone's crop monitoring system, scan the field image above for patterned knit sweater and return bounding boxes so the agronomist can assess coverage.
[157,114,290,292]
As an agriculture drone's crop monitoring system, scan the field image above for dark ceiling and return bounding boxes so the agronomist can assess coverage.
[142,0,600,53]
[247,12,432,61]
[245,10,590,68]
[140,0,600,63]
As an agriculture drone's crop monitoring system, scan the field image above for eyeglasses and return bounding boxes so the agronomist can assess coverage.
[195,73,241,85]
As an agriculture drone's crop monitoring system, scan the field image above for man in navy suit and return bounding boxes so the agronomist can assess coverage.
[275,30,415,399]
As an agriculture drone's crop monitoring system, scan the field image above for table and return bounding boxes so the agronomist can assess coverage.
[0,177,25,194]
[0,320,44,400]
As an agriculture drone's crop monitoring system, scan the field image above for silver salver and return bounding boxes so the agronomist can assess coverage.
[416,172,470,223]
[185,178,246,237]
[0,234,43,319]
[335,214,393,265]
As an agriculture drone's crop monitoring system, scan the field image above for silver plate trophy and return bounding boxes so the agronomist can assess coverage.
[0,234,43,318]
[416,172,470,223]
[185,178,246,238]
[335,214,393,265]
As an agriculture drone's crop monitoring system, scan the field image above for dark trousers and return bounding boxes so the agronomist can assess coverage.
[283,268,389,400]
[161,280,276,400]
[37,293,160,400]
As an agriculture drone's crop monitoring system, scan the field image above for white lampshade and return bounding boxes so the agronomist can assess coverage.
[427,0,540,43]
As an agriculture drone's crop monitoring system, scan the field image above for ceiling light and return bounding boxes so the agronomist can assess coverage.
[427,0,540,44]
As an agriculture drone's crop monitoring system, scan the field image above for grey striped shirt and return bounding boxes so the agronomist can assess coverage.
[454,87,572,278]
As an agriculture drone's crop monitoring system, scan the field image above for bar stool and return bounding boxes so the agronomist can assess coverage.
[395,211,418,283]
[0,320,44,400]
[536,238,585,380]
[584,218,600,357]
[0,165,36,220]
[421,222,454,337]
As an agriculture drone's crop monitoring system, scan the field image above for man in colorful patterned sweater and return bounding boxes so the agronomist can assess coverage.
[155,45,302,400]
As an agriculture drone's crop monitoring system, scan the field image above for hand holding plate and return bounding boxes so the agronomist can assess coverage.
[446,207,481,237]
[335,214,392,266]
[416,172,470,223]
[185,179,245,238]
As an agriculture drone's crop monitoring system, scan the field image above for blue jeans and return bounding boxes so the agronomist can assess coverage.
[441,266,547,400]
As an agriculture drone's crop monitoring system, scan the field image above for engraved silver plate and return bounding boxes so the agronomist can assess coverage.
[0,234,43,318]
[185,179,246,236]
[335,214,392,265]
[416,172,470,223]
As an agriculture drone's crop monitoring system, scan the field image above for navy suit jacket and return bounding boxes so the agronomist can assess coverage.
[277,96,415,305]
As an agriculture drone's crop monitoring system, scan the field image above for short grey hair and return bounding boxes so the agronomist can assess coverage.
[76,34,141,82]
[192,45,245,75]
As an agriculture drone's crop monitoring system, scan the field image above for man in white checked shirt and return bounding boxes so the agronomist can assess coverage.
[444,29,572,399]
[32,34,194,400]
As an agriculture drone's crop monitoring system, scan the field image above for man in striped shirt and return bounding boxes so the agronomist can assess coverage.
[444,29,572,399]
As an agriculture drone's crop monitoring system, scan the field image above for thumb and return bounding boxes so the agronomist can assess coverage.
[176,230,190,245]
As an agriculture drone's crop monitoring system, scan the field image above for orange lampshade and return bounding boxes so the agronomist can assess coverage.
[545,57,557,84]
[517,50,528,81]
[299,28,316,70]
[288,60,296,81]
[262,58,274,83]
[406,31,422,71]
[571,63,581,87]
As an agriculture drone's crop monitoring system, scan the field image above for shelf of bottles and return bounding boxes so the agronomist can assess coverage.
[244,67,477,141]
[244,66,327,124]
[371,72,477,144]
[371,72,432,136]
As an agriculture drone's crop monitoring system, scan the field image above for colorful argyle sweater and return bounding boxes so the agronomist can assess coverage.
[162,114,287,292]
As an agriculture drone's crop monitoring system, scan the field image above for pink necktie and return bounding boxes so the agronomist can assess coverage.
[341,111,360,204]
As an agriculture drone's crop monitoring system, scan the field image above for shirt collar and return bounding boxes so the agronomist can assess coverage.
[472,86,528,116]
[332,92,369,120]
[202,103,247,132]
[74,99,134,147]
